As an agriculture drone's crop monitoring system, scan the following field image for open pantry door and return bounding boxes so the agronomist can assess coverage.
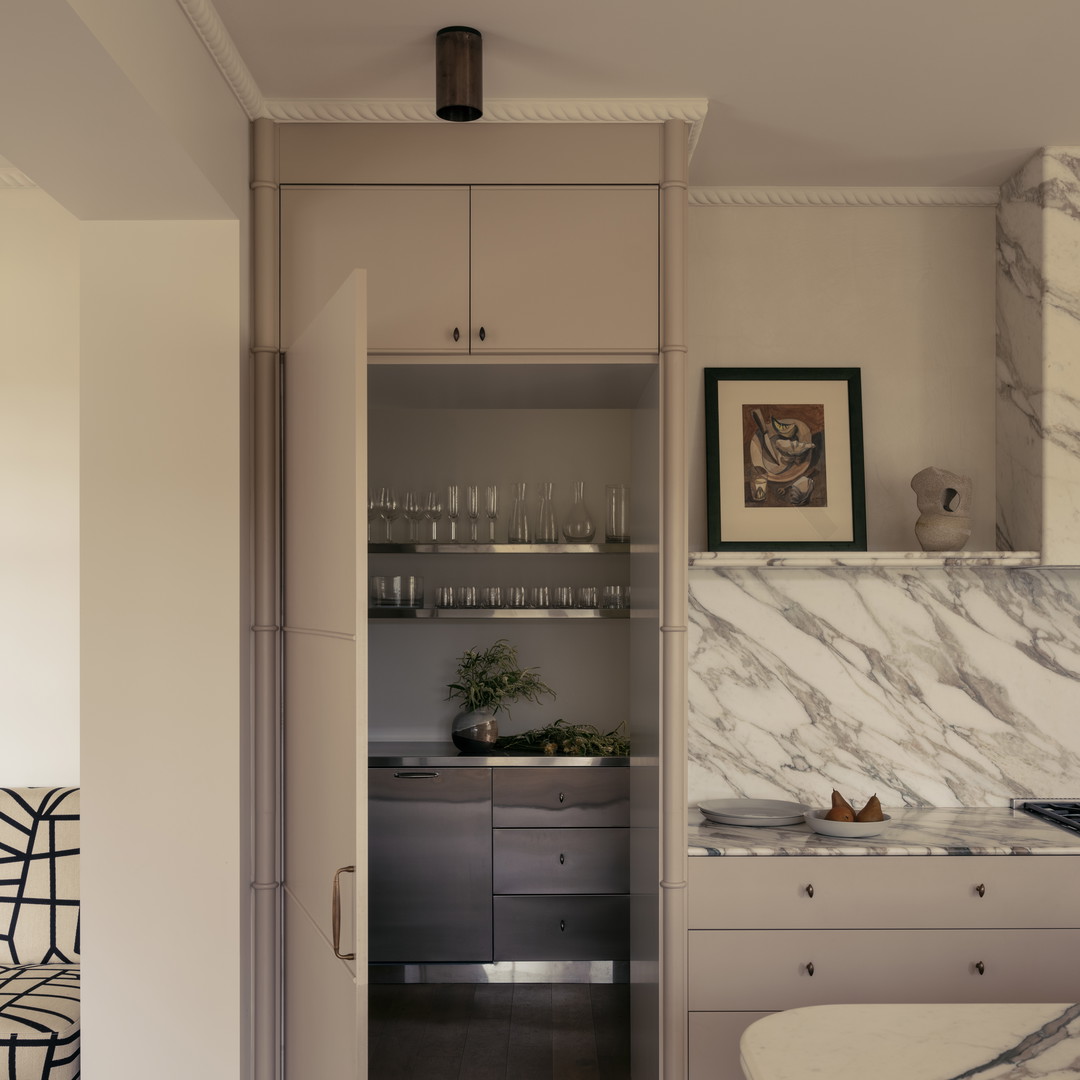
[282,270,368,1078]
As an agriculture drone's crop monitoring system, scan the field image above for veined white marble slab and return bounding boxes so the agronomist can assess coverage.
[688,807,1080,856]
[688,565,1080,808]
[740,1002,1080,1080]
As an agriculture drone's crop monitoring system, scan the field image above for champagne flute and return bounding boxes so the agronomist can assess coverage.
[446,484,460,543]
[485,484,499,543]
[465,484,480,543]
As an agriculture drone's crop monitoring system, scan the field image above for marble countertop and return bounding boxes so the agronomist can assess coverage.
[689,806,1080,855]
[368,741,629,767]
[740,1003,1080,1080]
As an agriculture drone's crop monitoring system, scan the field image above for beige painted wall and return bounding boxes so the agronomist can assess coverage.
[687,205,997,552]
[79,220,241,1078]
[0,188,80,784]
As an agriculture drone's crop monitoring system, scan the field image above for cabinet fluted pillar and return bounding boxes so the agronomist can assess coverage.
[251,116,283,1080]
[660,117,690,1080]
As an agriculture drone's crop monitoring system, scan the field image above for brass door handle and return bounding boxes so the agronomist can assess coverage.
[332,865,356,960]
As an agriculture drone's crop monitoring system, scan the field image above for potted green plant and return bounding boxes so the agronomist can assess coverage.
[447,638,555,753]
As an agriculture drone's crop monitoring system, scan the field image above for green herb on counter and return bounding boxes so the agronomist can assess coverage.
[497,719,629,757]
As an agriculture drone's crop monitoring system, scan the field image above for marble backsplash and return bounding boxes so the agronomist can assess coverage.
[688,565,1080,809]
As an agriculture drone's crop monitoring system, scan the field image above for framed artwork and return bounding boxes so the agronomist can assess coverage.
[704,367,866,551]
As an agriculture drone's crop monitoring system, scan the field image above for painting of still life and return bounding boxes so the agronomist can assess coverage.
[704,367,866,551]
[742,402,826,508]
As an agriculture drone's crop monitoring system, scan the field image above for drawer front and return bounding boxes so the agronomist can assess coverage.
[492,768,629,827]
[688,929,1080,1011]
[493,828,629,894]
[688,855,1080,930]
[493,896,630,960]
[689,1012,772,1080]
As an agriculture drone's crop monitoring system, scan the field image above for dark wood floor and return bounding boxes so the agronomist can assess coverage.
[368,983,630,1080]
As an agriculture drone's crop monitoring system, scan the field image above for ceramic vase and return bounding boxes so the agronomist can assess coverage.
[451,707,499,754]
[911,466,972,551]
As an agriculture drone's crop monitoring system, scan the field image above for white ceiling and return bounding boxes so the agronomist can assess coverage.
[210,0,1080,189]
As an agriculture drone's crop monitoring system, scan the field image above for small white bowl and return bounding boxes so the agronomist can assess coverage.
[806,808,891,838]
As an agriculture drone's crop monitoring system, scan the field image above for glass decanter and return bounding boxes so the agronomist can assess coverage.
[507,481,530,543]
[535,481,558,543]
[562,480,596,542]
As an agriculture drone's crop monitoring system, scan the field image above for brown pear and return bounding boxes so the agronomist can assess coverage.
[855,794,884,822]
[824,789,856,821]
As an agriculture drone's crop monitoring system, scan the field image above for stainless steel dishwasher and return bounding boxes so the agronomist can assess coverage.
[368,767,493,963]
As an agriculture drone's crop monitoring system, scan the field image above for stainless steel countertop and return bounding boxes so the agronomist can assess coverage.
[368,741,629,767]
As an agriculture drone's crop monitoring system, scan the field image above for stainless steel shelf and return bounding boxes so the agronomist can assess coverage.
[369,607,629,620]
[370,542,630,555]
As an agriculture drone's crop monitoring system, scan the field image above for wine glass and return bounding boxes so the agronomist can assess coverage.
[465,485,480,543]
[403,490,423,543]
[367,493,379,541]
[422,490,443,543]
[380,487,400,542]
[446,484,460,543]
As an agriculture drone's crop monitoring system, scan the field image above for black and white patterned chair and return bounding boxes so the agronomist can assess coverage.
[0,789,79,1080]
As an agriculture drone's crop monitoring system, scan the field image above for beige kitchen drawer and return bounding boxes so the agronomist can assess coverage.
[492,768,629,827]
[493,895,630,961]
[688,928,1080,1011]
[493,828,629,895]
[688,855,1080,930]
[689,1012,771,1080]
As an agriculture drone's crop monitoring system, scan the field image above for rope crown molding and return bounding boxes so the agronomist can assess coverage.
[691,186,1001,207]
[265,97,708,155]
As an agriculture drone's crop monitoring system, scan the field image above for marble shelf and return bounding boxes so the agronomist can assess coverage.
[688,550,1041,569]
[688,806,1080,856]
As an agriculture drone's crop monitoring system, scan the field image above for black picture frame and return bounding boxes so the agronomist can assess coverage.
[704,367,866,551]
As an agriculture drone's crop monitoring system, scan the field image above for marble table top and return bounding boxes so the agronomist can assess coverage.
[740,1003,1080,1080]
[689,806,1080,856]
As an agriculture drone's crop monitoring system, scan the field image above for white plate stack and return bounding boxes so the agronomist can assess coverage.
[697,798,809,827]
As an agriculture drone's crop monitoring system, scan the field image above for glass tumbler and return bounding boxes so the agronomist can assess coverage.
[605,484,630,543]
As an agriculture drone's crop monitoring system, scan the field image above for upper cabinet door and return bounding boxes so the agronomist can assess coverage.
[281,185,470,353]
[470,185,659,354]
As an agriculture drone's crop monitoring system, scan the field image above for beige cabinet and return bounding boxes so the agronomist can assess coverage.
[281,184,658,355]
[686,855,1080,1080]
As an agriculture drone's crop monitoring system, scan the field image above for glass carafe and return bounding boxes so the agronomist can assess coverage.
[535,481,558,543]
[507,481,530,543]
[562,480,596,542]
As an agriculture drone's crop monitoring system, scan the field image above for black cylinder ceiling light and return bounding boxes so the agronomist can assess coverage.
[435,26,483,122]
